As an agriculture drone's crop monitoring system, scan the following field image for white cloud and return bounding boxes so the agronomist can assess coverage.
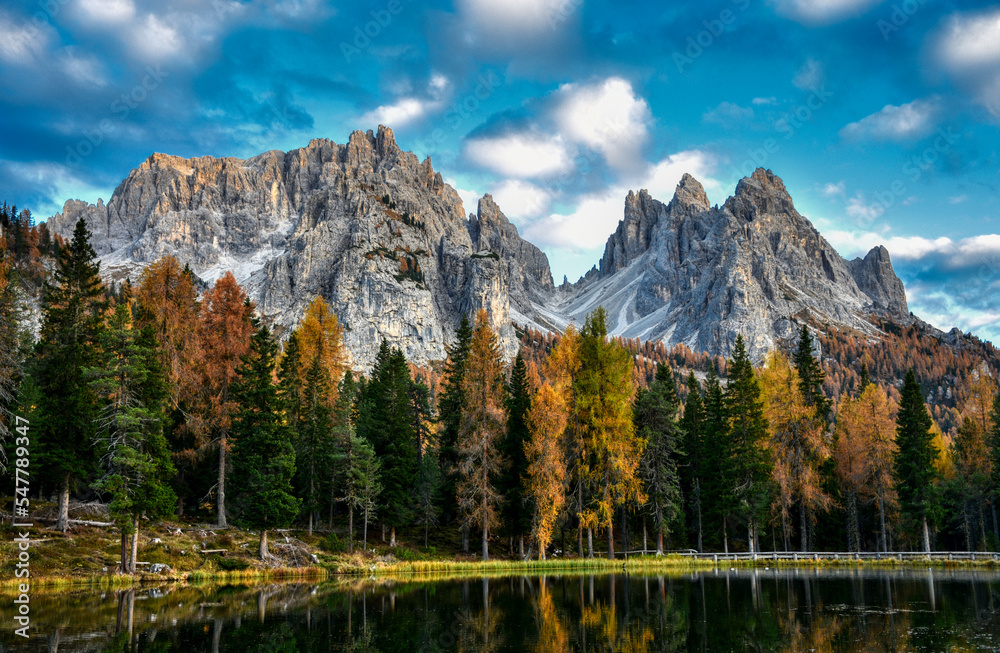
[845,193,885,224]
[839,98,941,141]
[752,96,778,105]
[949,194,968,205]
[703,101,754,125]
[444,178,484,217]
[822,181,846,198]
[457,0,573,35]
[773,0,885,24]
[60,50,107,87]
[552,77,651,173]
[0,19,49,65]
[361,98,432,129]
[76,0,136,24]
[130,14,184,60]
[464,132,574,179]
[523,150,720,250]
[793,58,825,90]
[936,9,1000,116]
[489,179,553,221]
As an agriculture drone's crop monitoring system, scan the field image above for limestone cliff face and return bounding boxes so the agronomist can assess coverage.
[49,126,551,369]
[50,132,909,367]
[552,168,911,359]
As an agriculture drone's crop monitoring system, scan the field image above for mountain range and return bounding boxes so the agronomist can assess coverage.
[48,125,912,369]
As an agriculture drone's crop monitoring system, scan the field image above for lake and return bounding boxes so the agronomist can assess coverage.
[3,569,999,651]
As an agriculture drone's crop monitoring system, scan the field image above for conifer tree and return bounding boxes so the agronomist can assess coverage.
[701,366,731,551]
[359,340,417,546]
[331,370,362,548]
[353,436,382,552]
[439,315,472,532]
[292,296,348,396]
[724,335,772,554]
[575,307,643,559]
[894,368,939,552]
[989,390,1000,546]
[636,363,683,554]
[297,355,334,535]
[0,252,28,469]
[415,444,442,548]
[679,372,706,551]
[858,363,872,397]
[89,297,175,572]
[230,319,300,559]
[761,351,830,552]
[34,219,107,532]
[193,273,254,528]
[525,383,567,560]
[457,310,507,561]
[501,351,532,553]
[794,326,831,418]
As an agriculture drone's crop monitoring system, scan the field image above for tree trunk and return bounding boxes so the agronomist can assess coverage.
[782,511,790,552]
[348,505,354,553]
[922,516,931,554]
[130,519,139,574]
[587,527,594,558]
[482,523,489,561]
[695,483,703,553]
[964,502,973,552]
[723,519,729,554]
[259,529,268,560]
[462,524,469,553]
[608,521,615,560]
[799,502,808,553]
[120,529,128,575]
[308,511,313,538]
[878,495,888,553]
[425,519,429,549]
[363,509,369,552]
[992,503,999,547]
[748,519,756,555]
[847,491,861,553]
[390,526,396,548]
[577,523,583,558]
[518,535,524,560]
[657,528,664,557]
[57,474,70,533]
[217,431,228,528]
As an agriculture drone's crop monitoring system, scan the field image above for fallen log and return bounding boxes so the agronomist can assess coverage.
[199,549,228,555]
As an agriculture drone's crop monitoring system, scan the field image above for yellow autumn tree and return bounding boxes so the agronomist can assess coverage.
[290,296,349,393]
[835,383,898,552]
[760,351,831,552]
[525,383,567,559]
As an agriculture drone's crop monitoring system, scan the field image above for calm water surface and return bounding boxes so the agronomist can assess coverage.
[2,569,999,652]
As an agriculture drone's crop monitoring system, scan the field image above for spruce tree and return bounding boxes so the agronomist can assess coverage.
[439,315,472,529]
[679,372,706,551]
[636,363,683,554]
[34,219,106,532]
[794,326,831,418]
[230,319,300,559]
[358,340,417,546]
[0,252,28,468]
[89,297,175,572]
[990,390,1000,546]
[501,351,532,553]
[701,366,731,551]
[724,335,772,554]
[297,355,334,535]
[894,368,939,552]
[858,362,872,396]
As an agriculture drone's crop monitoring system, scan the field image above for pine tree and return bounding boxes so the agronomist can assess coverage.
[230,319,300,559]
[0,252,29,469]
[89,298,176,573]
[836,384,898,553]
[358,340,417,546]
[794,326,831,418]
[297,355,335,535]
[34,219,107,532]
[894,368,939,552]
[525,383,567,560]
[636,363,683,554]
[724,335,772,554]
[679,372,706,552]
[761,351,830,552]
[701,366,730,551]
[575,307,643,560]
[501,351,532,553]
[193,272,254,528]
[457,310,507,561]
[439,315,472,532]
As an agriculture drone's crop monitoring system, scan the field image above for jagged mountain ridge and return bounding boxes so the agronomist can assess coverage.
[49,127,910,367]
[537,169,910,359]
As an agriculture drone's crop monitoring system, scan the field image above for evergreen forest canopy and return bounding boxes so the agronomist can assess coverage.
[3,214,1000,566]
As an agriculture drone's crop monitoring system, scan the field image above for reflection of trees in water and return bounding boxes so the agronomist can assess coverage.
[530,577,568,653]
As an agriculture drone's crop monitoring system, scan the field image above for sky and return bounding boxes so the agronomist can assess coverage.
[1,0,999,343]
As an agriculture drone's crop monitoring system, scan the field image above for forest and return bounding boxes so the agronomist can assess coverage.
[2,211,1000,568]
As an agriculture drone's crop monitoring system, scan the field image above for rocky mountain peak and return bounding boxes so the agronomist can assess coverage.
[599,189,666,275]
[725,167,797,222]
[470,193,554,293]
[848,245,909,318]
[669,173,711,213]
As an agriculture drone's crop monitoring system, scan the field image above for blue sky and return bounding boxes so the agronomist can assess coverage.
[2,0,999,342]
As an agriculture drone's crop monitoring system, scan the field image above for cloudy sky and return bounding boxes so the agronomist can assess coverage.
[2,0,1000,342]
